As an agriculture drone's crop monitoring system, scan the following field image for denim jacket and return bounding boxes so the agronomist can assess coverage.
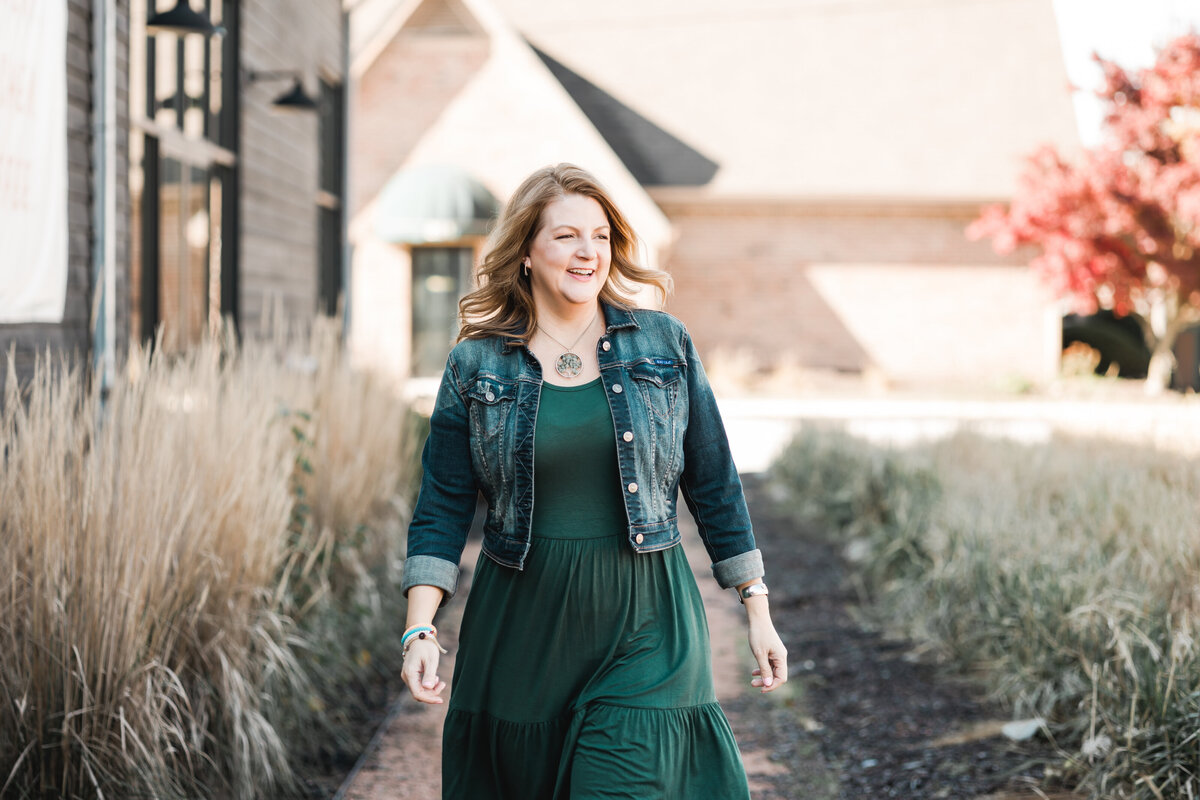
[401,303,763,602]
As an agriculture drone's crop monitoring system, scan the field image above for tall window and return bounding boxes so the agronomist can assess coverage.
[130,0,238,350]
[411,247,472,376]
[317,78,345,318]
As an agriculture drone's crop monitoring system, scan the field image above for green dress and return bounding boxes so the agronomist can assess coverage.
[442,378,750,800]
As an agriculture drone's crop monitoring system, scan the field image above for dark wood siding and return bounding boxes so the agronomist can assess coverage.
[238,0,344,333]
[0,0,130,398]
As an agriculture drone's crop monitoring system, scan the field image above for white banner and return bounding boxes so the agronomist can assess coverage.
[0,0,68,323]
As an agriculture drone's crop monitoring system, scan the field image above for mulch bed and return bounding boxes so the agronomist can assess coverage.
[726,475,1075,800]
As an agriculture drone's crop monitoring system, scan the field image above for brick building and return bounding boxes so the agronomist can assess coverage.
[0,0,348,396]
[348,0,1081,391]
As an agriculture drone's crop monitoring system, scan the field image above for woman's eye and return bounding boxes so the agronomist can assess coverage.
[556,234,572,240]
[596,234,609,241]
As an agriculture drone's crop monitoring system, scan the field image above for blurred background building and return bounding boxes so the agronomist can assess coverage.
[2,0,1196,397]
[347,0,1078,393]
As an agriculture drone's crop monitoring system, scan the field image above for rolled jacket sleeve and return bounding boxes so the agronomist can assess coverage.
[711,548,765,589]
[401,357,478,604]
[401,553,462,599]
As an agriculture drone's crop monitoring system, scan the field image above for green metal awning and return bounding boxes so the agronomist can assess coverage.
[374,164,500,244]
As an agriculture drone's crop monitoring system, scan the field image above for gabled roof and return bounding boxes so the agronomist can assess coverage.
[349,0,674,265]
[351,0,484,79]
[490,0,1082,200]
[530,45,718,187]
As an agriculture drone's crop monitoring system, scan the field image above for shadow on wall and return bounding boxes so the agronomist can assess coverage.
[677,264,874,380]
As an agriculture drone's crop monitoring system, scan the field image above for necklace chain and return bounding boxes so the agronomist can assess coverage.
[538,311,598,353]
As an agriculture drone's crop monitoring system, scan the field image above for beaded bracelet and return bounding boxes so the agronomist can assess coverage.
[402,624,448,657]
[402,624,435,648]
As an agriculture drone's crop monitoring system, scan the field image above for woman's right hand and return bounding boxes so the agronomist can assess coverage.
[402,586,449,704]
[402,639,447,704]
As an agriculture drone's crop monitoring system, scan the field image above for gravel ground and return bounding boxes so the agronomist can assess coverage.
[735,475,1080,800]
[332,477,1080,799]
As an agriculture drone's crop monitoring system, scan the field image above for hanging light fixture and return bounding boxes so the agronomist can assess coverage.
[245,71,319,113]
[270,78,319,111]
[146,0,218,36]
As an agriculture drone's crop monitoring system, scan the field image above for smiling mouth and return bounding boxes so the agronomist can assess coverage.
[567,268,594,277]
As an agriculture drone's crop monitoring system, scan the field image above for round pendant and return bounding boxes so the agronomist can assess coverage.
[555,351,583,378]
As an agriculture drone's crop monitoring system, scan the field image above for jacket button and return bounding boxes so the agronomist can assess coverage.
[622,431,633,442]
[485,391,495,402]
[602,340,611,351]
[612,383,623,394]
[628,482,638,493]
[635,533,644,544]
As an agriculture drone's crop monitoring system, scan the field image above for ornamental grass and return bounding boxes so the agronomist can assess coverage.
[0,319,414,799]
[770,427,1200,800]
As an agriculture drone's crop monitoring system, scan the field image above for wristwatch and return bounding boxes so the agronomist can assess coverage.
[738,582,769,603]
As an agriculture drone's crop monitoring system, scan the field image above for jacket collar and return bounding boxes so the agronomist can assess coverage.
[499,301,639,353]
[602,301,639,333]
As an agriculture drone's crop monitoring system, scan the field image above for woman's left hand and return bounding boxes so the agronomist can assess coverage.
[745,603,788,693]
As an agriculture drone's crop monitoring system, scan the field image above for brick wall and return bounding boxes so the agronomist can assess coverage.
[0,0,131,399]
[238,0,344,334]
[660,200,1057,388]
[350,34,488,216]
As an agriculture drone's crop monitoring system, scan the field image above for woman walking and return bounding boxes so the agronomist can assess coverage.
[400,163,787,799]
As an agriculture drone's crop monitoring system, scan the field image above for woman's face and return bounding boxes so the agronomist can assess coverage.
[526,193,612,314]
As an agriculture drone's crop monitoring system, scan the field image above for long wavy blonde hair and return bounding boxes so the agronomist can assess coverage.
[458,164,672,344]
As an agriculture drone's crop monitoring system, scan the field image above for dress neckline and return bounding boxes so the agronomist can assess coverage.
[542,376,602,393]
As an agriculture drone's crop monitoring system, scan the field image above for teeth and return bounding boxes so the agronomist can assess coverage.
[568,269,593,275]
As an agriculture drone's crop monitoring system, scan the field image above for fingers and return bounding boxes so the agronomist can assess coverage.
[403,643,446,704]
[406,673,445,703]
[772,650,789,685]
[754,650,775,691]
[749,642,789,694]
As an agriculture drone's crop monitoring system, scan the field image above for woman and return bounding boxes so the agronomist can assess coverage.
[401,163,787,799]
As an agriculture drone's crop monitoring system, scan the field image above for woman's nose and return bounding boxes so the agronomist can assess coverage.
[577,239,596,259]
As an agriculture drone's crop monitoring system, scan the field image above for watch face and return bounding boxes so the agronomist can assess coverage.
[741,583,768,598]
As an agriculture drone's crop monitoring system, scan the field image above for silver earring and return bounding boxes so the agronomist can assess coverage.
[523,260,530,276]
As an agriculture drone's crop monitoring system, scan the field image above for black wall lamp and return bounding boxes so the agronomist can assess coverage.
[157,91,206,111]
[245,70,319,112]
[147,0,220,36]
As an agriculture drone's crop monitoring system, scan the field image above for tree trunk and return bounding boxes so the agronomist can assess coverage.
[1144,346,1174,395]
[1143,309,1199,395]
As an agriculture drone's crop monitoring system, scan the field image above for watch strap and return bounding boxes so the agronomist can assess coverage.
[738,582,769,602]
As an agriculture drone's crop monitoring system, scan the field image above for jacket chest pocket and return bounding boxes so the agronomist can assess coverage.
[466,375,516,437]
[465,375,517,488]
[629,359,683,423]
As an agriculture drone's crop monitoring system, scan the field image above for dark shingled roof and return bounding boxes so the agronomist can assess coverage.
[530,44,719,187]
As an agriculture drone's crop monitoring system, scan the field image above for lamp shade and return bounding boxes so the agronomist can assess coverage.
[272,78,318,111]
[146,1,217,35]
[374,165,500,244]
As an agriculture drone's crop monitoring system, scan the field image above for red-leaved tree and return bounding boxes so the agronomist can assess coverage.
[969,33,1200,392]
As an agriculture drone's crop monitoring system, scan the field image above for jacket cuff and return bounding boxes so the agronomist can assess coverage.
[402,554,460,603]
[711,548,764,589]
